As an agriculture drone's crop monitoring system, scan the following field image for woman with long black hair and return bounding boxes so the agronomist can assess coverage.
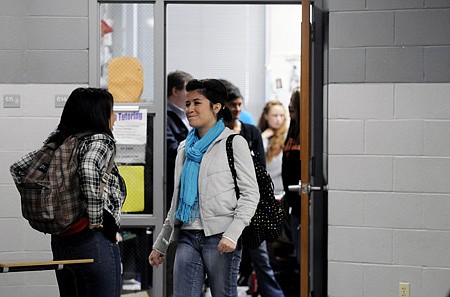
[12,87,127,297]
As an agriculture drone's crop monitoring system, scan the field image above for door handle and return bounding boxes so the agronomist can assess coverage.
[288,180,328,195]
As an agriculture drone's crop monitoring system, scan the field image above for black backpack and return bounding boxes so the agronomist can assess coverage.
[10,133,114,235]
[226,134,284,249]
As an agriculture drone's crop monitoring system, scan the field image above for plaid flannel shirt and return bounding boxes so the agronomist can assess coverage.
[77,134,126,226]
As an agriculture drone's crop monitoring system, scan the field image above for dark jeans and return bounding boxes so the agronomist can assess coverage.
[290,215,300,264]
[51,228,122,297]
[249,241,285,297]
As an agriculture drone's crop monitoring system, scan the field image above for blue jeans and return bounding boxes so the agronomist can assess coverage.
[174,230,242,297]
[249,241,285,297]
[51,229,122,297]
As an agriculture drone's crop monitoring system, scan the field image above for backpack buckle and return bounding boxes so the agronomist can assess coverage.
[101,173,110,183]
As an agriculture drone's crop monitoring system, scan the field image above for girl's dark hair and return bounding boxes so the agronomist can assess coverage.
[48,87,114,144]
[186,79,232,123]
[218,79,243,102]
[286,87,300,144]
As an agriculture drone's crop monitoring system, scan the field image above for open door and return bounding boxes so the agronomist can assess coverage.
[289,1,327,296]
[300,1,312,295]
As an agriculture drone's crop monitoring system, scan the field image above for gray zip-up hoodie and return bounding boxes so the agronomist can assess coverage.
[153,128,259,254]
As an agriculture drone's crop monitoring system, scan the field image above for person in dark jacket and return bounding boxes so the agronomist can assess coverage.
[221,79,285,297]
[282,87,301,265]
[166,70,193,297]
[220,79,265,166]
[167,70,193,208]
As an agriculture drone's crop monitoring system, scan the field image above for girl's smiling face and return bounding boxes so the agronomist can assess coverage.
[185,90,221,137]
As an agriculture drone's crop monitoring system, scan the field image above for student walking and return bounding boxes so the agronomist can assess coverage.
[149,79,260,297]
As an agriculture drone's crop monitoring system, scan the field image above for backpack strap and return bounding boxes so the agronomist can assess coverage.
[100,150,116,194]
[226,134,241,199]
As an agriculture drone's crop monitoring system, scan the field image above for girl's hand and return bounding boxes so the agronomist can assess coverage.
[261,128,274,139]
[149,250,165,268]
[218,237,236,254]
[89,223,103,229]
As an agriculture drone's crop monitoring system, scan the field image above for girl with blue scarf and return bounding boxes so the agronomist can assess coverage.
[149,79,260,297]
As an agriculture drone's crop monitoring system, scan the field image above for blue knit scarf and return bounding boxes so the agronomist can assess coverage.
[175,120,225,223]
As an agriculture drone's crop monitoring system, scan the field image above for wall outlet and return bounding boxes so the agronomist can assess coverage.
[399,282,410,297]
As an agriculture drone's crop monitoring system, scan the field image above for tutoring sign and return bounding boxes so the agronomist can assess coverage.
[113,109,147,164]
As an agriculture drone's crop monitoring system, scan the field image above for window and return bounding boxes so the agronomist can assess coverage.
[100,3,155,103]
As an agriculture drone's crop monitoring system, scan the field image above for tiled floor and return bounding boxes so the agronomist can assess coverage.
[204,286,251,297]
[120,285,252,297]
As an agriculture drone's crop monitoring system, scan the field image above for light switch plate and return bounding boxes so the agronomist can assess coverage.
[3,94,21,108]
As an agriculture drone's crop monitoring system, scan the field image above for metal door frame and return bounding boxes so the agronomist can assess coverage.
[310,2,327,297]
[89,1,326,296]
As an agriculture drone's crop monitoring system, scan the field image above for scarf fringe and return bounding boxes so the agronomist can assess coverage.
[175,200,199,222]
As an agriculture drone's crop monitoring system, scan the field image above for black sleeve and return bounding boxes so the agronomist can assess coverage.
[241,123,266,168]
[167,113,182,152]
[251,128,266,168]
[166,112,188,208]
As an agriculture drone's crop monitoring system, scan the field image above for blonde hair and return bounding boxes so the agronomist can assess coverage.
[257,100,287,163]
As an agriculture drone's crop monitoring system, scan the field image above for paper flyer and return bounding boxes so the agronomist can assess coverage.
[113,109,147,164]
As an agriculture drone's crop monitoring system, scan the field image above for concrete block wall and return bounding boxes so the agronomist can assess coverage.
[326,1,450,297]
[0,84,84,297]
[0,1,88,296]
[0,0,88,83]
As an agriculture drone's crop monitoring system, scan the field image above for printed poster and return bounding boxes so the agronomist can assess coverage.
[113,109,147,164]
